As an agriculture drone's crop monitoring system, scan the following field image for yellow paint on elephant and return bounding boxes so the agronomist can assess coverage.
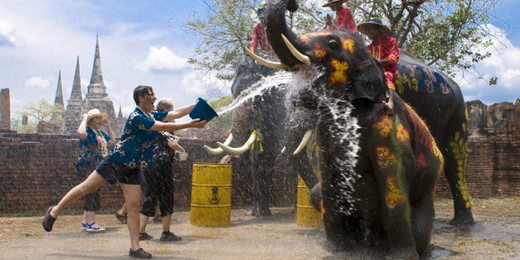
[340,37,355,53]
[449,122,471,209]
[395,74,419,95]
[329,59,349,84]
[385,176,406,208]
[314,43,327,61]
[396,123,410,142]
[298,35,311,45]
[373,115,393,137]
[376,146,397,169]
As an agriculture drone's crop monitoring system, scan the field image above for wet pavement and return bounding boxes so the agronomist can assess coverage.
[0,202,519,259]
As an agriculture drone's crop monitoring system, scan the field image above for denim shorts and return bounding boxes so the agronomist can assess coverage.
[96,157,142,185]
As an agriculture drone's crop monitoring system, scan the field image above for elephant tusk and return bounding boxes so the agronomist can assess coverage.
[293,129,313,155]
[204,133,234,155]
[281,34,311,65]
[281,146,286,154]
[245,48,290,71]
[217,132,257,155]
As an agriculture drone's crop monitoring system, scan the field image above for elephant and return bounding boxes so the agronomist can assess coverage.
[257,0,475,226]
[205,54,320,216]
[246,0,447,257]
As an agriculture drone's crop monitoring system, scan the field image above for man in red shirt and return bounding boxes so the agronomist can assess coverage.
[323,0,356,33]
[250,8,274,55]
[358,18,400,112]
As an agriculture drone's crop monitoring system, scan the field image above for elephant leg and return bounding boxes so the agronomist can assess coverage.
[411,193,434,256]
[443,105,474,225]
[322,207,365,251]
[252,155,273,216]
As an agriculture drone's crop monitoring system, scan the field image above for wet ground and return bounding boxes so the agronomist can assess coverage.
[0,198,518,259]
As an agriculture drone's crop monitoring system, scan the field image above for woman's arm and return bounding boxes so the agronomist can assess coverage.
[76,114,89,140]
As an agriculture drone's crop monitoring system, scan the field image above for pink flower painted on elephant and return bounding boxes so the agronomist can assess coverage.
[376,146,397,169]
[385,176,406,208]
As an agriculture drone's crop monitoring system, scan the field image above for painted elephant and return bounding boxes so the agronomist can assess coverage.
[247,0,446,257]
[205,54,292,216]
[258,0,474,226]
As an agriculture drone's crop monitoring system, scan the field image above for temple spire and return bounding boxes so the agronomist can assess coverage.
[54,70,64,109]
[118,105,123,118]
[86,35,108,98]
[68,56,82,106]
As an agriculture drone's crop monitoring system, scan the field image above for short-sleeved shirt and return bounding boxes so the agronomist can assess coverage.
[108,107,168,169]
[334,6,357,33]
[76,126,111,168]
[153,132,175,160]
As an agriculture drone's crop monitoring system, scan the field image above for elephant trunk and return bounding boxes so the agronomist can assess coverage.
[266,0,309,68]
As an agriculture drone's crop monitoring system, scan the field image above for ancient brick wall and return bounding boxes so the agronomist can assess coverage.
[1,126,518,214]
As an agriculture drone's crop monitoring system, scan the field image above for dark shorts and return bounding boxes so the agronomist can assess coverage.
[96,157,142,185]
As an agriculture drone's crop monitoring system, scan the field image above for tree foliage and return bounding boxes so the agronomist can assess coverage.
[13,99,64,134]
[349,0,500,77]
[207,95,233,129]
[186,0,504,81]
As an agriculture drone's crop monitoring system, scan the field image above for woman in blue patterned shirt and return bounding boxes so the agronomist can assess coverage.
[43,86,207,259]
[76,108,115,232]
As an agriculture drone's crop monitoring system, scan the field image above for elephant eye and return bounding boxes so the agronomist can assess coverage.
[329,39,340,50]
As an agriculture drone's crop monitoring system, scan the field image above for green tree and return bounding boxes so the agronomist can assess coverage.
[186,0,504,81]
[207,96,233,129]
[13,99,64,134]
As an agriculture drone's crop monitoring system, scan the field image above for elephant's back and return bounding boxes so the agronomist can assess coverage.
[396,49,465,140]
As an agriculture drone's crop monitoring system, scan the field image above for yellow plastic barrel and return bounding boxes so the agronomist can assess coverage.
[296,169,323,228]
[190,163,232,227]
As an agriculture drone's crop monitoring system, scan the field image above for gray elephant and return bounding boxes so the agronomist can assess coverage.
[246,0,450,258]
[206,54,287,216]
[253,0,473,226]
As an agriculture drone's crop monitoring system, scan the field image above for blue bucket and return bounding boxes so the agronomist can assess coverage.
[189,98,218,122]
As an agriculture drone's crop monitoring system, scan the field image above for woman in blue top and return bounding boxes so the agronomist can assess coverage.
[76,108,115,232]
[43,85,207,259]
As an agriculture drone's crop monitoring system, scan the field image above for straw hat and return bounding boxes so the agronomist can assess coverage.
[86,108,108,121]
[322,0,348,8]
[357,18,391,37]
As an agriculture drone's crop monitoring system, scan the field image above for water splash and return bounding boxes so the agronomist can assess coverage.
[217,71,293,115]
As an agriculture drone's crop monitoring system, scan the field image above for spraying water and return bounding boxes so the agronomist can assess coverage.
[217,71,293,115]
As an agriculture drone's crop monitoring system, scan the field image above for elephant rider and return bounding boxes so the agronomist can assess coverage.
[250,8,275,55]
[358,17,400,113]
[323,0,356,33]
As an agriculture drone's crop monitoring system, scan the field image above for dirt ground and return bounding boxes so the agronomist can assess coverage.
[0,198,518,259]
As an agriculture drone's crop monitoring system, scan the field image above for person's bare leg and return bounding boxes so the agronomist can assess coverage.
[118,203,127,215]
[139,214,149,233]
[50,171,106,218]
[161,214,172,232]
[121,183,142,251]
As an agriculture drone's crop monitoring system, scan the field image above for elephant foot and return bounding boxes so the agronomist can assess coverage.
[384,249,419,260]
[449,215,475,226]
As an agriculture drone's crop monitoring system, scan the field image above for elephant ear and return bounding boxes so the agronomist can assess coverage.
[347,58,388,104]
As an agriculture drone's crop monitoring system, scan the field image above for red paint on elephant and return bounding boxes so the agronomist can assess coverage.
[314,43,327,62]
[416,153,426,168]
[404,104,434,152]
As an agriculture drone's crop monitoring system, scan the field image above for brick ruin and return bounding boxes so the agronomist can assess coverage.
[1,94,519,213]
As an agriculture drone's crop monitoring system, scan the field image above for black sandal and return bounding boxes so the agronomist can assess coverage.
[115,212,127,224]
[42,206,56,232]
[129,248,152,259]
